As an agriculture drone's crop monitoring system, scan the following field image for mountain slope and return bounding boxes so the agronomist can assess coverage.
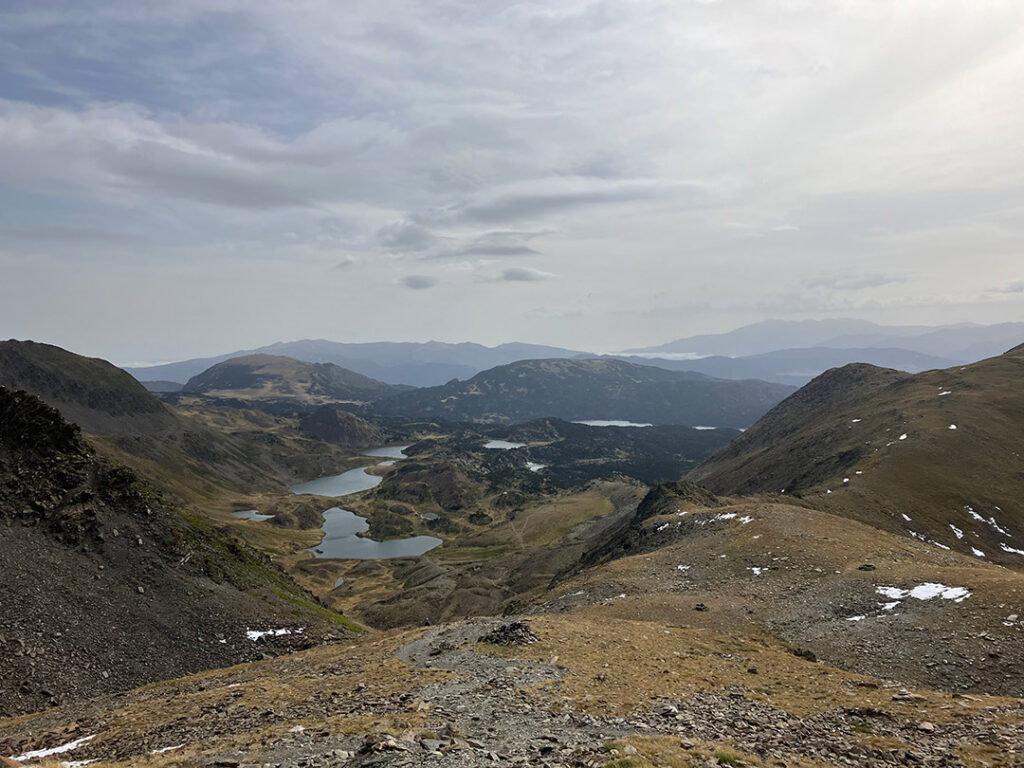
[182,354,392,403]
[0,340,351,501]
[0,387,353,717]
[0,339,175,434]
[126,339,588,387]
[690,343,1024,563]
[369,358,795,427]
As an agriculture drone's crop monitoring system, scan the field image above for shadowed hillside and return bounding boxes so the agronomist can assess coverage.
[369,358,794,427]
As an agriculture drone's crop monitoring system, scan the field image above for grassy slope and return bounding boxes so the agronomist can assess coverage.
[690,346,1024,563]
[537,496,1024,697]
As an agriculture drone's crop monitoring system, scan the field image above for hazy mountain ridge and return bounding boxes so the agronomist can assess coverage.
[630,318,1024,362]
[613,346,957,386]
[366,357,795,427]
[128,339,587,388]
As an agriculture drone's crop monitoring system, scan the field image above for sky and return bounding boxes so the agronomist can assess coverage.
[2,0,1023,364]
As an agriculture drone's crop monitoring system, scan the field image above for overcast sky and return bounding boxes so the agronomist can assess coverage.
[2,1,1023,363]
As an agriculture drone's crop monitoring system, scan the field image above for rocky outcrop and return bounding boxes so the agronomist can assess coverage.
[0,387,348,717]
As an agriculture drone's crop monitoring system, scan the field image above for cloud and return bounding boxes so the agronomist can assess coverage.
[399,274,438,290]
[438,178,701,225]
[376,220,437,252]
[449,244,540,257]
[0,225,142,244]
[2,2,1024,356]
[986,279,1024,294]
[333,255,357,270]
[497,267,555,282]
[804,273,907,291]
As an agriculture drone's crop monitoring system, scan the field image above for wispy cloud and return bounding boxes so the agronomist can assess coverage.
[399,274,438,290]
[986,279,1024,294]
[496,267,555,282]
[1,2,1024,356]
[804,273,907,291]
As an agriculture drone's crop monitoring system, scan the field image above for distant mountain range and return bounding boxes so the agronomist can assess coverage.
[628,318,1024,361]
[367,357,795,427]
[122,320,1024,393]
[126,340,586,388]
[610,346,959,386]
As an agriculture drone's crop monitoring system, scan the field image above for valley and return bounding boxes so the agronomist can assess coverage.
[2,333,1023,767]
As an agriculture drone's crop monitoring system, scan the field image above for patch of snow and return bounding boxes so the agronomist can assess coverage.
[899,433,908,441]
[846,615,866,622]
[948,424,957,430]
[713,512,737,521]
[843,478,850,484]
[988,517,1011,536]
[12,734,96,762]
[939,390,951,396]
[151,745,185,755]
[851,418,862,423]
[855,471,863,475]
[950,524,964,539]
[526,462,546,472]
[656,523,669,532]
[901,513,912,522]
[876,586,908,600]
[876,583,970,602]
[246,627,302,641]
[693,425,718,430]
[739,516,753,524]
[752,535,761,540]
[676,565,691,571]
[616,593,627,599]
[878,601,900,611]
[933,541,951,551]
[1000,543,1024,556]
[971,548,985,558]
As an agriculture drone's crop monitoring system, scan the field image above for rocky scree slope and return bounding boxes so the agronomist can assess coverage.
[1,615,1022,767]
[0,387,350,718]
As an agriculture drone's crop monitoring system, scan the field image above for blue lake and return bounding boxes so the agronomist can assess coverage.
[308,507,441,560]
[291,445,440,560]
